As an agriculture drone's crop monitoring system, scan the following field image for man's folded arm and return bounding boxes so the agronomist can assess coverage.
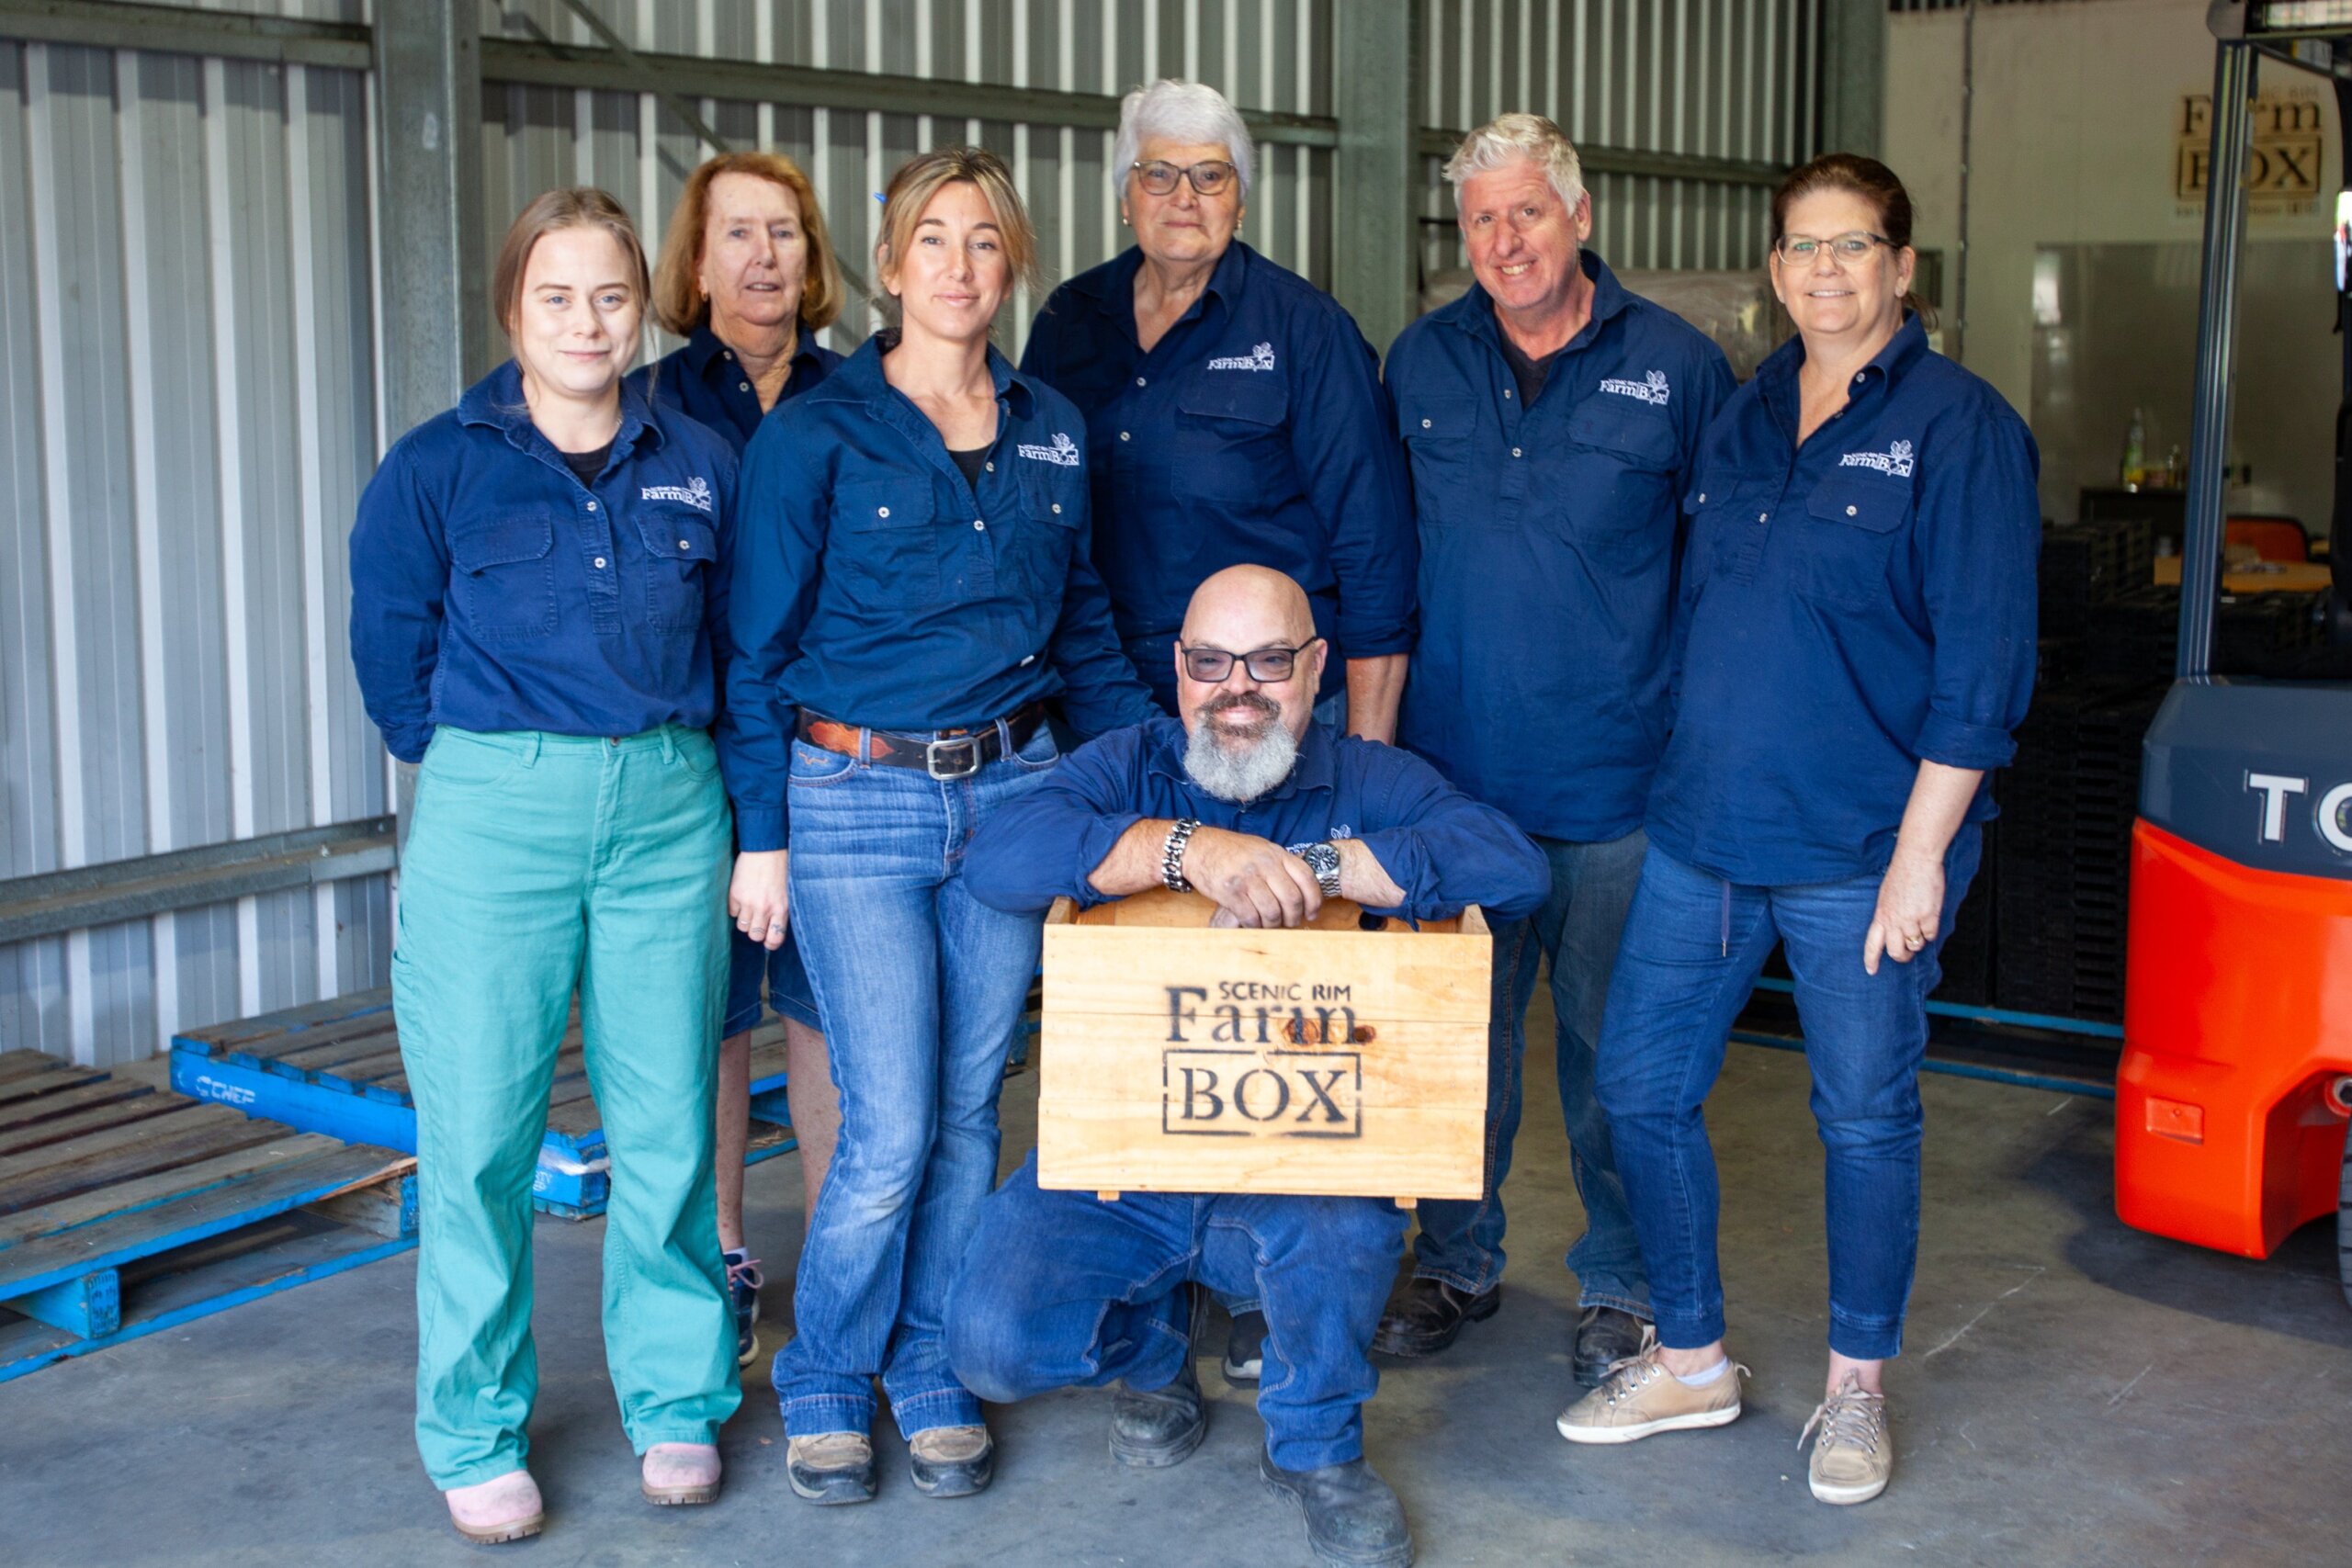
[1350,752,1553,923]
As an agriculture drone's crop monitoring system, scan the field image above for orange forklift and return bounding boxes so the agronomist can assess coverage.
[2115,0,2352,1301]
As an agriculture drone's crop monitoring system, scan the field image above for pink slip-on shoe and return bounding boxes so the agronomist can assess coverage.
[641,1442,723,1506]
[444,1469,545,1543]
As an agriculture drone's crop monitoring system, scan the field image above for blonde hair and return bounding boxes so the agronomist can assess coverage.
[874,147,1043,321]
[492,186,650,344]
[1443,112,1586,214]
[650,151,845,337]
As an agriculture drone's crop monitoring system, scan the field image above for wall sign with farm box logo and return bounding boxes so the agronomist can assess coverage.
[1035,889,1491,1204]
[2177,87,2326,215]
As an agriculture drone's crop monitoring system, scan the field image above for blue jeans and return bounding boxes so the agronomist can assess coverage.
[772,724,1059,1439]
[946,1154,1406,1471]
[1409,829,1649,1314]
[1595,829,1983,1360]
[722,927,821,1035]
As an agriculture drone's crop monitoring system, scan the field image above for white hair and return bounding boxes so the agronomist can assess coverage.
[1443,112,1585,213]
[1114,79,1255,204]
[1182,710,1298,804]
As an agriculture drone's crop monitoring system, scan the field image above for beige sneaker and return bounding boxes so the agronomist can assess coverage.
[1802,1373,1893,1504]
[1555,1332,1747,1444]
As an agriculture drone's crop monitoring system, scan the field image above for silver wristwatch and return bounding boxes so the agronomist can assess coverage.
[1297,841,1342,898]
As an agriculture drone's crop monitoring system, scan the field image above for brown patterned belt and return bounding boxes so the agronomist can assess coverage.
[797,702,1046,780]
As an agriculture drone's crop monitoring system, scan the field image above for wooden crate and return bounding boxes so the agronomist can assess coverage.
[1037,890,1491,1205]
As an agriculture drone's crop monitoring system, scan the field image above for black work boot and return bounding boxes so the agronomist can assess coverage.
[1258,1453,1413,1568]
[1109,1283,1209,1468]
[1571,1304,1652,1389]
[1370,1277,1499,1358]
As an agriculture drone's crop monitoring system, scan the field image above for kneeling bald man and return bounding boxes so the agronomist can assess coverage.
[949,567,1548,1568]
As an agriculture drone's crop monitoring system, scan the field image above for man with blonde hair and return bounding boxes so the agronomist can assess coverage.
[1378,113,1736,1384]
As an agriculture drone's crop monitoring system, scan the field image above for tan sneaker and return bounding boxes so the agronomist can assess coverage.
[1555,1332,1747,1444]
[1802,1373,1893,1504]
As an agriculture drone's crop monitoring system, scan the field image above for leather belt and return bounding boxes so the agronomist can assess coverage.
[797,702,1046,780]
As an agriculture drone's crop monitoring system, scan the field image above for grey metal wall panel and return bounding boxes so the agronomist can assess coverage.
[1420,0,1819,277]
[0,39,389,1063]
[477,0,1335,365]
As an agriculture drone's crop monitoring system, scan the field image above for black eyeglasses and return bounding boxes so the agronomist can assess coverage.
[1132,159,1238,197]
[1179,639,1318,683]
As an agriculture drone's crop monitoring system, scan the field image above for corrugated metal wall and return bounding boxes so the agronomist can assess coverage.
[1419,0,1822,280]
[480,0,1336,365]
[0,34,391,1066]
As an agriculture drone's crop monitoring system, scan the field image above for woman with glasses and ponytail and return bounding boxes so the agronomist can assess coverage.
[1019,76,1416,1391]
[1556,154,2039,1510]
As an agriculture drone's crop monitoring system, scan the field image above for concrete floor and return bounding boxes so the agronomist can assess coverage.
[6,1015,2349,1568]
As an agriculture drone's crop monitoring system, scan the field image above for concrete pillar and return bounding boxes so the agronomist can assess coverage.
[1329,0,1417,356]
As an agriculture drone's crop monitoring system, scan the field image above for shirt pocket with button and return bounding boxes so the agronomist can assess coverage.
[1014,464,1086,596]
[634,509,718,633]
[1398,394,1476,526]
[1558,395,1680,568]
[447,513,559,639]
[1797,474,1913,612]
[833,477,944,606]
[1173,375,1292,504]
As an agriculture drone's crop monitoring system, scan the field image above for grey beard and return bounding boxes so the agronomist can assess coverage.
[1182,716,1300,804]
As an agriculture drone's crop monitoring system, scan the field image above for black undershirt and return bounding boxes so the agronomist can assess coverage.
[563,440,613,488]
[1497,330,1559,407]
[948,446,989,490]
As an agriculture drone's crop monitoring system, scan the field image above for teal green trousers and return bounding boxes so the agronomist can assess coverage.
[391,725,741,1488]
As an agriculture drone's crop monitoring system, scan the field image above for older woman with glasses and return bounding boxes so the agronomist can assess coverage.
[1019,76,1415,1386]
[1557,154,2039,1510]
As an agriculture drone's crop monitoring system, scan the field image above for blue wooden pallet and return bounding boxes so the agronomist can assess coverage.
[0,1049,417,1383]
[170,990,801,1219]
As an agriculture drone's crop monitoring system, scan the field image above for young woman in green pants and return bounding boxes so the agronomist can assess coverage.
[350,187,743,1544]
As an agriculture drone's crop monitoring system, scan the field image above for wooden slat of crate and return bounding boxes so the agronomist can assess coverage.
[175,989,393,1053]
[0,1134,359,1252]
[0,1077,156,1134]
[0,1093,197,1160]
[0,1065,109,1108]
[0,1107,290,1217]
[0,1051,70,1087]
[1036,892,1490,1203]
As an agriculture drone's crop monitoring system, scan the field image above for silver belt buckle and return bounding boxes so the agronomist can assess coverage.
[925,734,984,780]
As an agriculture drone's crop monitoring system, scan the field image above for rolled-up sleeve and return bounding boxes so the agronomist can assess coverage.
[1351,751,1552,922]
[720,415,826,852]
[1296,312,1418,658]
[348,439,447,764]
[1913,409,2041,770]
[964,728,1151,913]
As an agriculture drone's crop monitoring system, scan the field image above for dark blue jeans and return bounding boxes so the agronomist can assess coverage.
[1409,829,1650,1314]
[1595,828,1983,1360]
[946,1154,1406,1471]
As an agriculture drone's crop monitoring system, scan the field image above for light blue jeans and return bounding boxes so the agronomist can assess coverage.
[772,723,1060,1439]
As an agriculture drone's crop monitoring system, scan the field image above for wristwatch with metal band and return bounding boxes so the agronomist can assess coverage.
[1297,841,1342,899]
[1162,818,1201,893]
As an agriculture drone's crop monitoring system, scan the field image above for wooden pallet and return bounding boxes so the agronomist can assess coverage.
[0,1049,416,1383]
[170,990,804,1217]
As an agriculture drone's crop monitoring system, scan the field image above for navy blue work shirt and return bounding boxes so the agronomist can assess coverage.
[1019,242,1417,710]
[630,321,842,453]
[962,716,1550,925]
[1649,313,2040,885]
[349,360,739,764]
[1388,254,1735,841]
[722,333,1157,852]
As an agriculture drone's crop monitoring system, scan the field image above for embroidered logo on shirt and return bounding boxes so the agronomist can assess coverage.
[1597,369,1671,406]
[639,477,715,512]
[1838,439,1917,479]
[1016,432,1082,467]
[1206,342,1277,372]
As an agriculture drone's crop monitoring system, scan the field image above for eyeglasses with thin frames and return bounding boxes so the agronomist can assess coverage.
[1179,639,1319,683]
[1131,159,1238,197]
[1772,231,1895,264]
